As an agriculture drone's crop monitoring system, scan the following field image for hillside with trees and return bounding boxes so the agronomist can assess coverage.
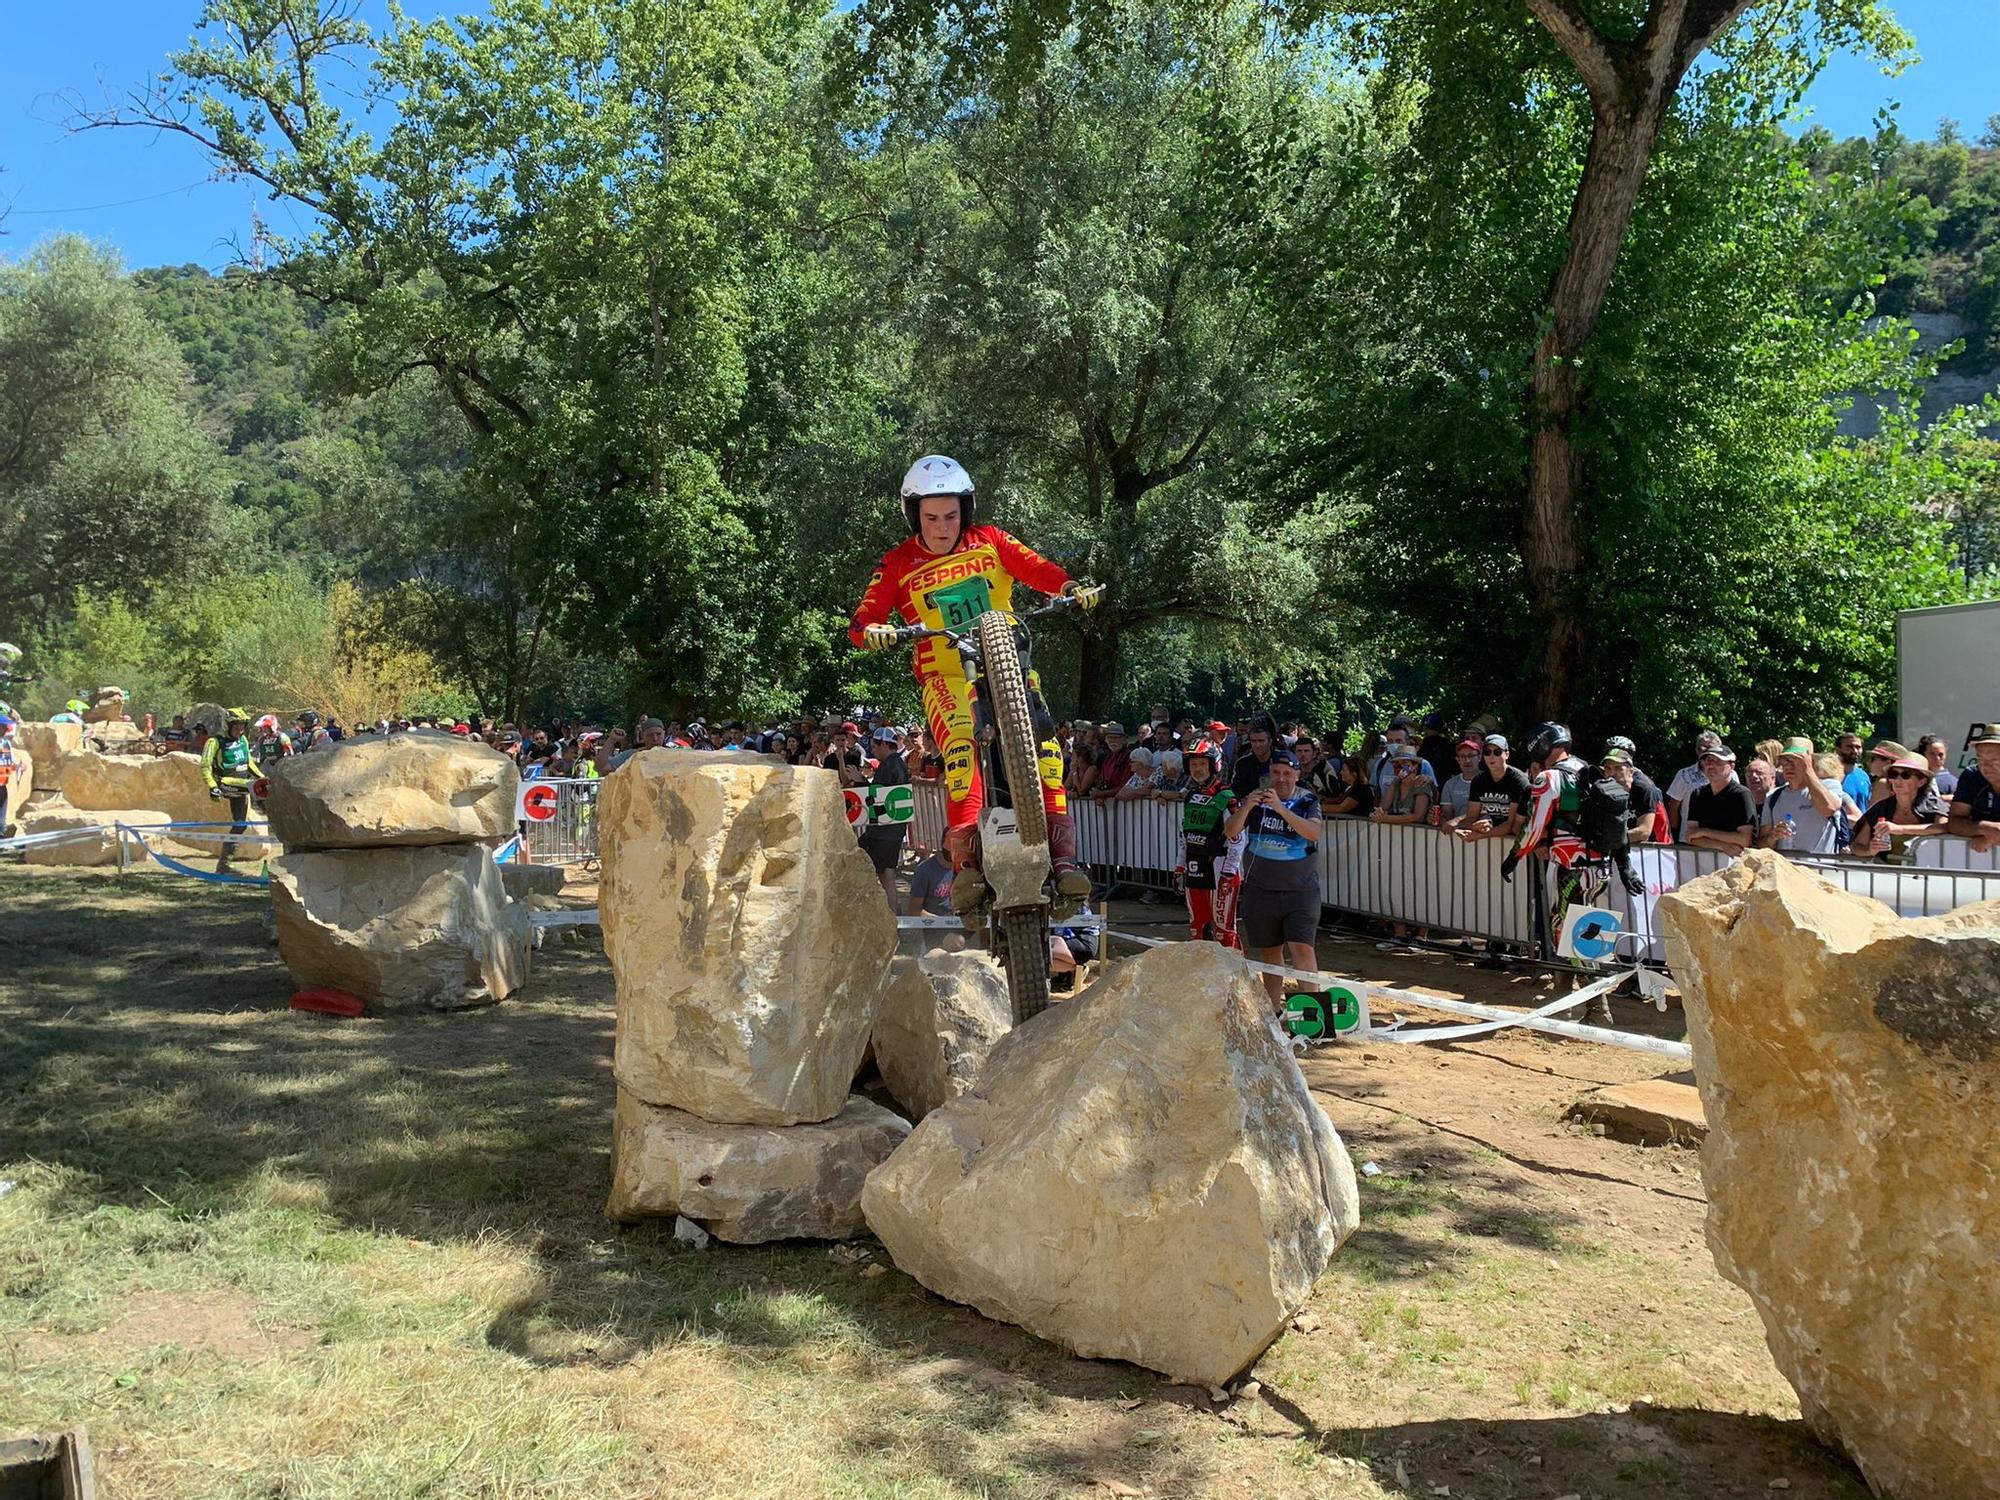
[2,0,1995,760]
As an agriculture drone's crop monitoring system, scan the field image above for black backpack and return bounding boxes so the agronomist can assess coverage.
[1574,763,1631,856]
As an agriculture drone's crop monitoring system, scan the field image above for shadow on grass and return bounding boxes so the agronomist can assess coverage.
[1273,1402,1870,1500]
[2,866,1638,1497]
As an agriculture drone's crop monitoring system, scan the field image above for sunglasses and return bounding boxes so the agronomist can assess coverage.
[1888,769,1925,781]
[1482,749,1505,758]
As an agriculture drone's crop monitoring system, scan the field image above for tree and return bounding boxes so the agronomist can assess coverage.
[842,4,1368,714]
[0,236,224,639]
[76,0,867,713]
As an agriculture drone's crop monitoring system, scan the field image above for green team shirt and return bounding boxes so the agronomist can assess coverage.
[1181,786,1236,888]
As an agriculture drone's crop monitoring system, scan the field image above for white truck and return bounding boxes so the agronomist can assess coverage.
[1896,599,2000,761]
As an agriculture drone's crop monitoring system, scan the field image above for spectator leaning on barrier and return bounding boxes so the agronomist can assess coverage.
[1116,745,1157,799]
[1665,729,1728,839]
[1371,744,1434,826]
[1853,755,1944,862]
[1946,730,2000,853]
[1758,738,1845,855]
[1598,748,1665,844]
[1865,739,1914,805]
[1225,746,1323,1011]
[1324,754,1375,818]
[1152,749,1189,801]
[1682,745,1756,855]
[1457,735,1529,842]
[1092,722,1133,800]
[1915,733,1960,798]
[1437,739,1481,829]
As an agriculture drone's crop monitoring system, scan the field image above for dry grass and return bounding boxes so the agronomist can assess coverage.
[0,868,1868,1499]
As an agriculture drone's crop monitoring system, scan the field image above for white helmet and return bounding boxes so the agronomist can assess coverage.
[256,713,280,733]
[899,455,975,534]
[0,642,20,662]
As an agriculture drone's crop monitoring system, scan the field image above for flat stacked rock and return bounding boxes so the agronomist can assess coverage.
[19,802,168,867]
[1661,851,2000,1500]
[600,751,903,1240]
[266,732,530,1013]
[863,941,1360,1386]
[62,748,214,825]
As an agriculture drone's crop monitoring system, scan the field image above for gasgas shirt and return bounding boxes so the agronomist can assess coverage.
[848,525,1070,679]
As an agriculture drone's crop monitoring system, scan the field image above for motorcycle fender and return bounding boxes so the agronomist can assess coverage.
[979,805,1049,911]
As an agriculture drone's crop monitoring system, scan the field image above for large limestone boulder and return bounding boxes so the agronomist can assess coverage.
[63,750,215,826]
[599,751,896,1126]
[607,1091,910,1241]
[873,951,1012,1121]
[264,730,518,850]
[862,943,1359,1386]
[20,803,167,867]
[16,721,83,793]
[270,843,530,1012]
[1660,851,2000,1500]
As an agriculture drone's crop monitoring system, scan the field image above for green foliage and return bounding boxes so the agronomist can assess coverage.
[0,237,225,637]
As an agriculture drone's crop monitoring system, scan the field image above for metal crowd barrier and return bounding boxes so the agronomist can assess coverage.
[517,776,600,865]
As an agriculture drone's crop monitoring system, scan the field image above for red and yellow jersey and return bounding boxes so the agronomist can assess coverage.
[848,524,1070,680]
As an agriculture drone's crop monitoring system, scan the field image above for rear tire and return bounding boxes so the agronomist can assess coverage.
[999,906,1051,1025]
[974,611,1048,849]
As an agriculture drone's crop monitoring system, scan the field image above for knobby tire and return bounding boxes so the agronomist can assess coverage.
[999,907,1051,1025]
[974,611,1048,849]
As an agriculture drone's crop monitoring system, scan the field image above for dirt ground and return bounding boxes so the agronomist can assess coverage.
[0,864,1869,1500]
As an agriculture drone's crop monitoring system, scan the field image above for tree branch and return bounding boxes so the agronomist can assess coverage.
[1520,0,1623,101]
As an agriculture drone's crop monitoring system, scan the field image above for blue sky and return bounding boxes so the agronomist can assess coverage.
[2,0,1995,271]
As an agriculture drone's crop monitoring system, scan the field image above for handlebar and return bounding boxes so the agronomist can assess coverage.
[883,590,1091,649]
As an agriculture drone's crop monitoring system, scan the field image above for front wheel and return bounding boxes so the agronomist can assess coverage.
[973,610,1048,849]
[998,906,1051,1025]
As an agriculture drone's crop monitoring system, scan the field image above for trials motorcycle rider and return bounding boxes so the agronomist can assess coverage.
[849,455,1102,913]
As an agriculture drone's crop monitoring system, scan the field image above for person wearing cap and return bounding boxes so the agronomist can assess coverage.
[1225,746,1324,1009]
[1852,755,1945,862]
[1089,722,1133,800]
[1371,715,1435,800]
[1945,729,2000,853]
[201,710,264,874]
[1370,743,1435,827]
[1597,747,1668,844]
[1454,734,1530,842]
[1665,729,1731,841]
[858,725,913,904]
[1756,737,1847,856]
[1863,739,1915,805]
[1682,744,1755,854]
[1436,739,1483,829]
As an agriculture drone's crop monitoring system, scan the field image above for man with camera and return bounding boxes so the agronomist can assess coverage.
[1224,747,1324,1010]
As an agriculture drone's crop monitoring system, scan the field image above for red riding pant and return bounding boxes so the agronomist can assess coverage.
[1187,874,1241,950]
[921,669,1067,832]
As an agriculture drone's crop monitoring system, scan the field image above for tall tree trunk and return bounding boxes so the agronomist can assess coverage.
[1076,627,1120,720]
[1519,0,1756,716]
[1526,104,1664,715]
